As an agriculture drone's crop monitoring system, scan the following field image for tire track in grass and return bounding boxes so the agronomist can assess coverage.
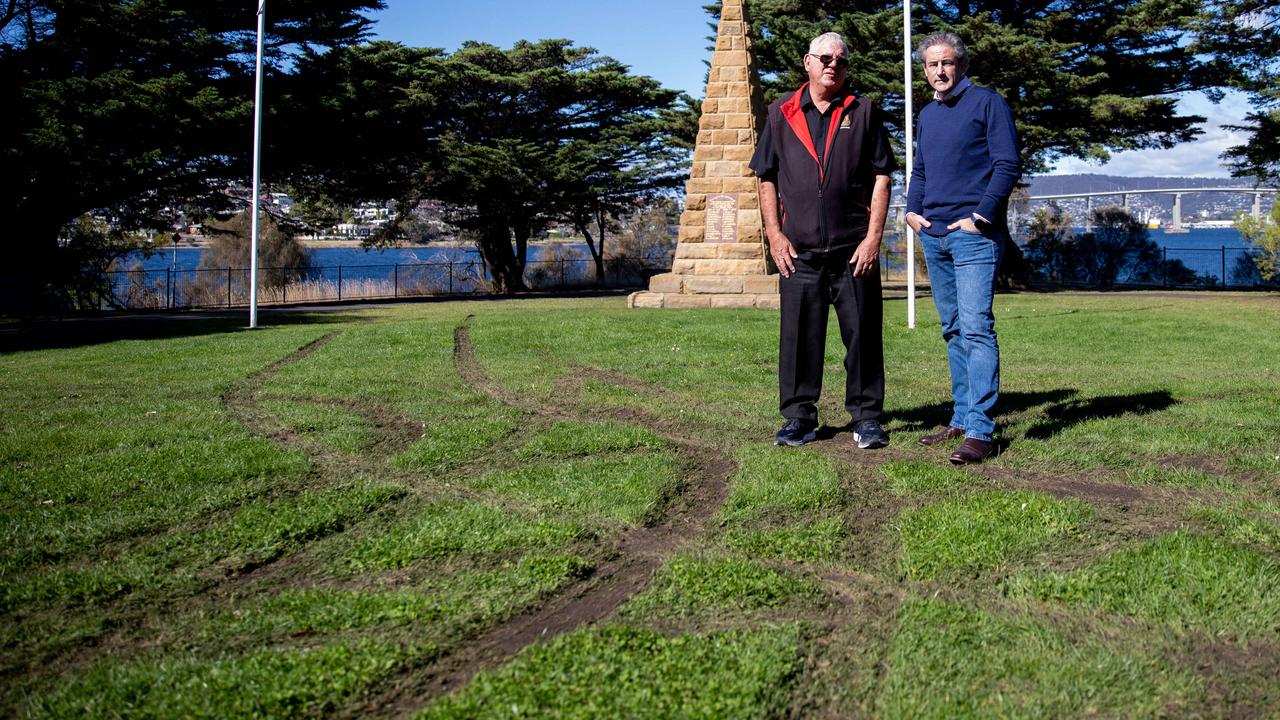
[357,316,738,718]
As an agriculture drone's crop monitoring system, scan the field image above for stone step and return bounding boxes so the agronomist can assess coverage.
[645,273,778,295]
[628,291,779,310]
[674,241,765,260]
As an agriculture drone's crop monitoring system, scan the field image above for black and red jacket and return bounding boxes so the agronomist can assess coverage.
[759,83,897,253]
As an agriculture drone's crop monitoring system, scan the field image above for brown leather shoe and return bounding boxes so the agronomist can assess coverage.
[918,426,964,447]
[949,438,994,465]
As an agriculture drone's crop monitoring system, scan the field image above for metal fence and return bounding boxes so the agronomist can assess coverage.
[102,245,1274,310]
[1027,246,1276,290]
[106,257,670,310]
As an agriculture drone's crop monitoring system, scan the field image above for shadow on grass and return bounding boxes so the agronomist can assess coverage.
[0,309,366,354]
[1023,390,1177,440]
[878,389,1176,441]
[886,389,1082,433]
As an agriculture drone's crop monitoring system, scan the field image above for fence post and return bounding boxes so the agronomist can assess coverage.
[1221,246,1226,289]
[394,264,399,298]
[448,259,454,294]
[560,259,566,289]
[1161,247,1167,288]
[165,268,171,309]
[337,264,343,301]
[227,267,232,308]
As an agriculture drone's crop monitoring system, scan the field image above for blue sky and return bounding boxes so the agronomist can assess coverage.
[368,1,1248,178]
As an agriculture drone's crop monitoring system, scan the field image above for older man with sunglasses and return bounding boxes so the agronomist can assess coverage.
[749,32,897,449]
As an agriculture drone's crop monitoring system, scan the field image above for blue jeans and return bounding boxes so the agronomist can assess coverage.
[921,229,1002,442]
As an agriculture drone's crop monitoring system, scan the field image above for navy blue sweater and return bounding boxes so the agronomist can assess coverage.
[905,77,1021,239]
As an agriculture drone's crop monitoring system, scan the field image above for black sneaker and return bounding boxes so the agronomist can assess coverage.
[774,418,817,447]
[852,419,889,449]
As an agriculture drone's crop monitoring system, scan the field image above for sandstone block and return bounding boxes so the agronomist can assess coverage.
[706,160,750,178]
[724,113,754,129]
[705,83,727,99]
[671,259,696,274]
[755,294,781,310]
[693,259,766,275]
[717,97,749,114]
[722,177,758,194]
[647,273,685,293]
[689,162,705,179]
[678,225,705,243]
[744,275,780,294]
[687,276,745,294]
[685,178,723,195]
[718,66,748,82]
[718,243,763,259]
[679,209,705,226]
[664,294,713,309]
[713,50,750,67]
[720,4,743,22]
[737,209,761,227]
[628,291,663,309]
[684,194,707,211]
[694,145,723,161]
[698,114,724,130]
[737,192,759,210]
[710,129,740,145]
[711,294,758,308]
[675,243,719,260]
[721,145,755,162]
[737,130,755,144]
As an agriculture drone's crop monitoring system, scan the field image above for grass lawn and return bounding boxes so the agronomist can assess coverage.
[2,290,1279,718]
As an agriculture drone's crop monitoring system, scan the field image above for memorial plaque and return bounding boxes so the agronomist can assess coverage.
[705,194,739,243]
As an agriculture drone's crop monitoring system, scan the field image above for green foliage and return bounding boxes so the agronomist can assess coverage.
[881,599,1201,718]
[287,39,690,293]
[346,501,588,571]
[731,1,1218,174]
[622,555,825,619]
[194,210,310,293]
[1194,2,1280,180]
[899,491,1092,578]
[0,0,381,312]
[418,624,804,720]
[32,640,413,719]
[1235,201,1280,281]
[1023,206,1206,288]
[1007,531,1280,640]
[719,444,844,522]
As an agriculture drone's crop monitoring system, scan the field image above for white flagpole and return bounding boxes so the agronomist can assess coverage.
[903,1,916,329]
[249,0,266,328]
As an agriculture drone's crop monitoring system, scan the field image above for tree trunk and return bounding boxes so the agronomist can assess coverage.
[592,206,607,283]
[576,219,605,284]
[3,218,63,315]
[476,222,526,293]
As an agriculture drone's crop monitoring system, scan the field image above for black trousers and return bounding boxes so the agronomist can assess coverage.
[778,247,884,425]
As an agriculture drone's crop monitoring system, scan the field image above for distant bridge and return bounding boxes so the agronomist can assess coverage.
[891,186,1278,234]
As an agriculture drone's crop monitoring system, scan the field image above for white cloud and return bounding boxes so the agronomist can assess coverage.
[1049,90,1253,177]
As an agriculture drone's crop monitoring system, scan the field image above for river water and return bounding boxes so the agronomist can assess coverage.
[124,227,1263,291]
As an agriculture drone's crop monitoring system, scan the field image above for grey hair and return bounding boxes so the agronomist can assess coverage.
[915,32,968,66]
[808,32,848,56]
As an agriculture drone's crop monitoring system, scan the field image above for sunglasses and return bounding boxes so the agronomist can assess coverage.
[808,53,849,69]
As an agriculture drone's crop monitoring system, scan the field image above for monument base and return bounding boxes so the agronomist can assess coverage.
[627,290,780,309]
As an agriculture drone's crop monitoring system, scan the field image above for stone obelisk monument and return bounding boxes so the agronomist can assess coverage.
[628,0,776,309]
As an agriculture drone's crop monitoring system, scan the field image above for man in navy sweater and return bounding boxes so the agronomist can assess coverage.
[905,32,1021,464]
[749,32,897,449]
